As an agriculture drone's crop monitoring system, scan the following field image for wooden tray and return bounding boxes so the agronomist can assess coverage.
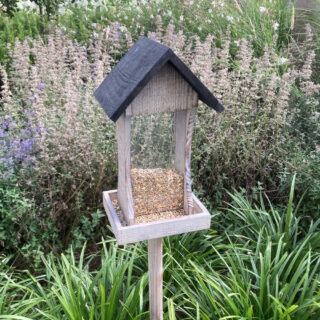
[103,190,211,245]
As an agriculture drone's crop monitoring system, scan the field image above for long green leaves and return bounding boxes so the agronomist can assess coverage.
[0,179,319,319]
[172,177,320,319]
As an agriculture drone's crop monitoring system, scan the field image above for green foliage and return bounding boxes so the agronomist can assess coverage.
[0,0,19,16]
[0,167,59,265]
[281,81,320,220]
[0,169,29,250]
[0,0,295,67]
[0,242,150,319]
[55,0,294,56]
[0,182,319,319]
[0,10,47,65]
[170,177,320,319]
[32,0,62,17]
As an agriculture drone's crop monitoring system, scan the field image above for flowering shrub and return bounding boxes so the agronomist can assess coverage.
[56,0,294,56]
[282,25,320,218]
[0,21,319,254]
[0,0,295,68]
[1,27,122,250]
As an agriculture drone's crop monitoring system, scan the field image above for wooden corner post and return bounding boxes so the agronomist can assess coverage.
[116,113,135,226]
[174,103,197,215]
[148,238,163,320]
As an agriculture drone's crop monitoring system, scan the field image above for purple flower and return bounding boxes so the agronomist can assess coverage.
[37,82,45,90]
[0,110,42,171]
[115,32,120,39]
[35,126,42,134]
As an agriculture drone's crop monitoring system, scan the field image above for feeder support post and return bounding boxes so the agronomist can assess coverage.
[148,238,163,320]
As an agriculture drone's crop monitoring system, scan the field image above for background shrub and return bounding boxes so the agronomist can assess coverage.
[0,28,123,254]
[0,0,295,68]
[1,20,319,258]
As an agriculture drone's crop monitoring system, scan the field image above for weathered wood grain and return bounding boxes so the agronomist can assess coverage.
[130,63,197,115]
[103,190,211,245]
[174,106,197,214]
[148,238,163,320]
[116,114,135,225]
[185,107,196,214]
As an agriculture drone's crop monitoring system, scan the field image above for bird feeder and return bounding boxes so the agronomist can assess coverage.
[94,37,224,320]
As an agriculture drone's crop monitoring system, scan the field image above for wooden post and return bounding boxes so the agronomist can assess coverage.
[174,106,197,215]
[116,113,135,225]
[148,238,163,320]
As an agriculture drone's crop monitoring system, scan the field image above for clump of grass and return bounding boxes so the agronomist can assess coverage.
[0,179,319,319]
[170,176,320,319]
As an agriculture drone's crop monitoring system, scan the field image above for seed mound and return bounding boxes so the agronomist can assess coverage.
[112,197,186,225]
[131,168,184,217]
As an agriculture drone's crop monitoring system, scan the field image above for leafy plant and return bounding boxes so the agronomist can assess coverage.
[170,176,320,319]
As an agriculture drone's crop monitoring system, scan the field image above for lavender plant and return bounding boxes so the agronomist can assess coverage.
[0,112,40,172]
[0,95,59,261]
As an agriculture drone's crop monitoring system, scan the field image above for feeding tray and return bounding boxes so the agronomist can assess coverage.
[103,190,210,245]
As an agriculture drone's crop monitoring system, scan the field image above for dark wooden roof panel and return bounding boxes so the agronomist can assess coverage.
[94,37,224,121]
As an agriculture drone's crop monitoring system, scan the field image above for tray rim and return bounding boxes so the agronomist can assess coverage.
[103,189,211,245]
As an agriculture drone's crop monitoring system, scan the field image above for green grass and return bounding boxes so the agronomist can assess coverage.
[0,178,319,319]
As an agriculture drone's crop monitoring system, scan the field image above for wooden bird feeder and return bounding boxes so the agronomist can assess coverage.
[94,37,224,320]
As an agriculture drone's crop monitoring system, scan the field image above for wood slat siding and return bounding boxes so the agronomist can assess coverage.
[103,190,211,245]
[116,114,135,225]
[130,64,198,116]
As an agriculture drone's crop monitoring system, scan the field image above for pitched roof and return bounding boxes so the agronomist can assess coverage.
[94,37,224,122]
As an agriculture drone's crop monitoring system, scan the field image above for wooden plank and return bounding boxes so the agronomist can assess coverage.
[94,37,224,122]
[116,114,135,225]
[102,190,211,245]
[148,238,163,320]
[184,107,196,214]
[103,190,121,239]
[130,63,197,116]
[125,104,132,116]
[174,106,197,214]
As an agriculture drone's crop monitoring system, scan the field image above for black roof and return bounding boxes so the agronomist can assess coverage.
[94,37,224,122]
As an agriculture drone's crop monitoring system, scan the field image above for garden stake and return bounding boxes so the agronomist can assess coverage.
[148,238,163,320]
[94,36,224,319]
